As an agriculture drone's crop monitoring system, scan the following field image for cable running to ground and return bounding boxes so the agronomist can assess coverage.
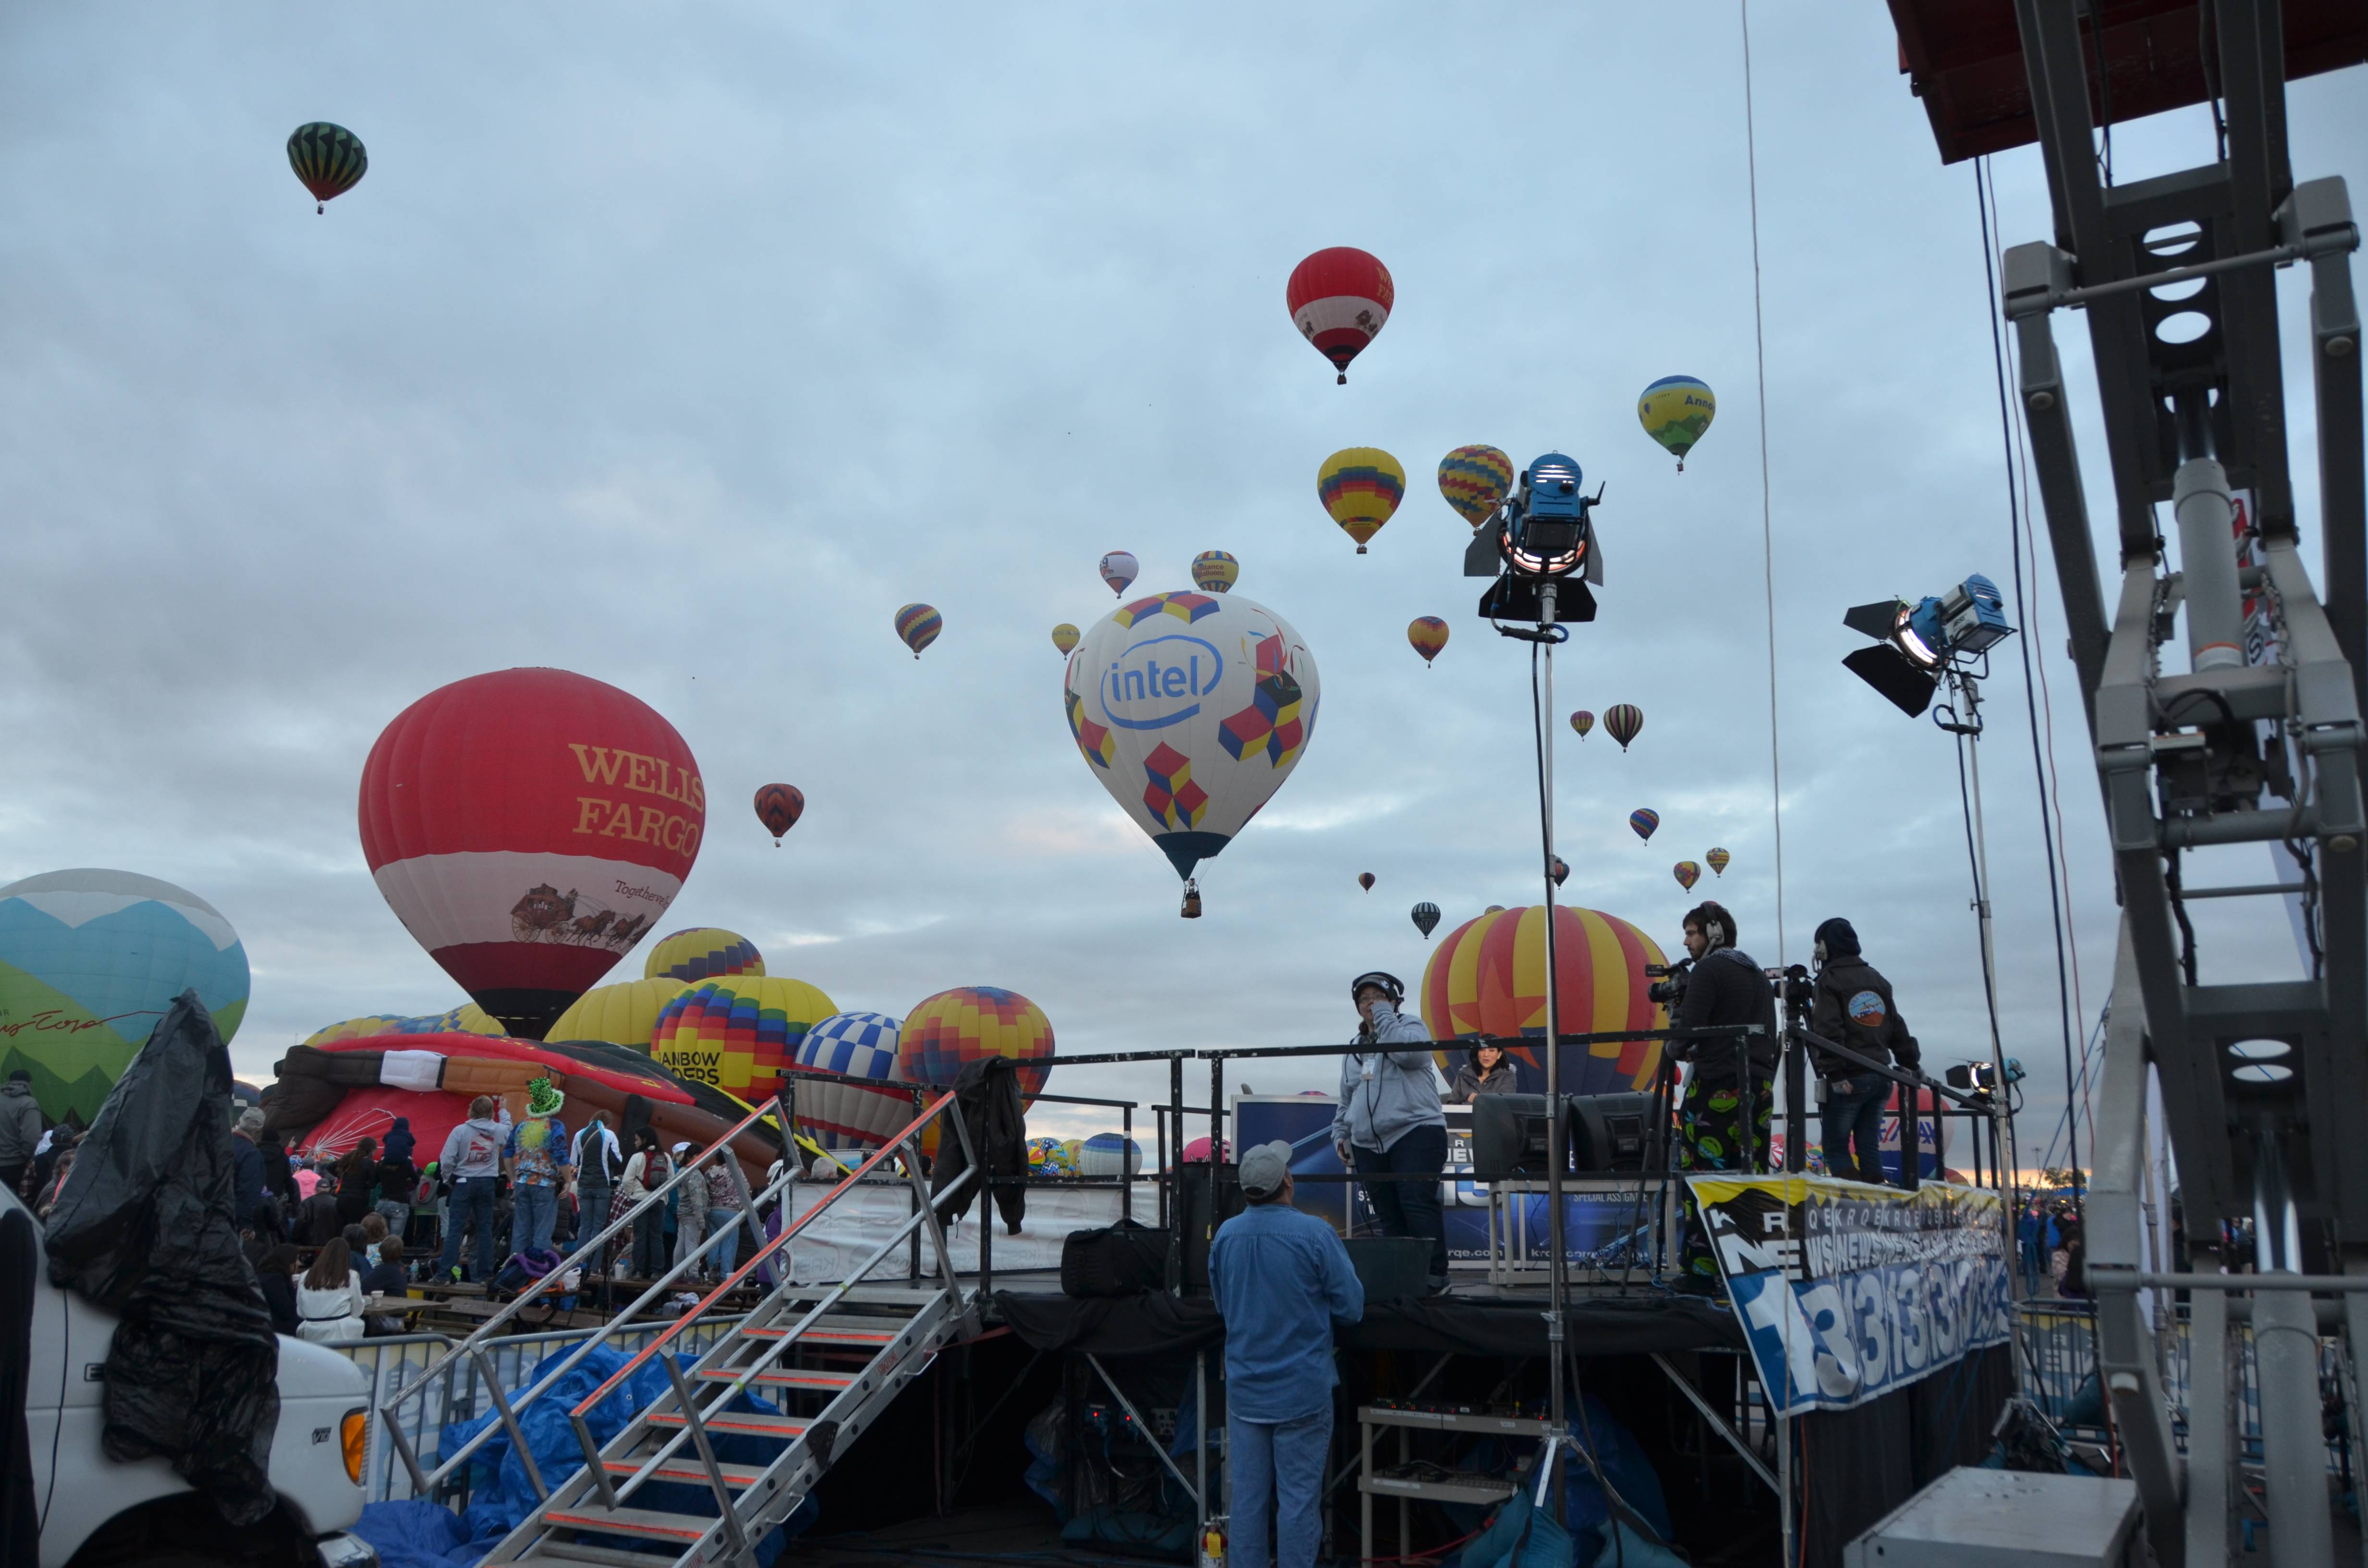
[1739,0,1785,966]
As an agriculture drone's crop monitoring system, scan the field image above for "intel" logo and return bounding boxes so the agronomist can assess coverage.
[1098,633,1225,731]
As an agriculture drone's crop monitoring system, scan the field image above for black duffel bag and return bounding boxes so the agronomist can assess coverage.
[1060,1217,1171,1298]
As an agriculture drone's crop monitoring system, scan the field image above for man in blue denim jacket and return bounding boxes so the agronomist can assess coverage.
[1331,971,1448,1284]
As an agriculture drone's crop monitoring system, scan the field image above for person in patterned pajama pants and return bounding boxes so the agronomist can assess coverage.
[1673,1075,1774,1285]
[1662,901,1779,1293]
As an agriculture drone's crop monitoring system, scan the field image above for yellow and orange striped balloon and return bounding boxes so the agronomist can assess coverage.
[1418,904,1669,1095]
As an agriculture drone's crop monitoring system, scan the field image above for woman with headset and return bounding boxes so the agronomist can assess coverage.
[1331,971,1449,1288]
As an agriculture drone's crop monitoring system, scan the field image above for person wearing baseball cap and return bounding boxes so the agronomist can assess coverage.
[1209,1140,1363,1568]
[1331,971,1448,1285]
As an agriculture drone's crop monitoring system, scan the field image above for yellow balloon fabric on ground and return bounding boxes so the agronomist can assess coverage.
[548,976,694,1050]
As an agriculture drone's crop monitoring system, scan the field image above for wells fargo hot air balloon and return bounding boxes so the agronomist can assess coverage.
[650,975,838,1103]
[1099,551,1140,596]
[1674,861,1702,891]
[1629,809,1660,842]
[358,669,703,1040]
[0,870,251,1122]
[1437,445,1515,528]
[1191,551,1239,594]
[895,604,941,658]
[792,1010,911,1152]
[1412,902,1441,940]
[1603,704,1644,751]
[1286,246,1393,384]
[287,122,367,213]
[1052,623,1081,655]
[899,986,1054,1096]
[1420,905,1672,1096]
[1358,872,1376,892]
[1063,590,1321,916]
[1319,448,1405,554]
[754,783,804,844]
[1707,848,1732,877]
[1407,616,1449,666]
[1569,710,1595,739]
[645,927,764,983]
[1638,376,1717,470]
[547,976,693,1051]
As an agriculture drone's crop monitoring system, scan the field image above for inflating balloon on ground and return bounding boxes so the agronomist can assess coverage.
[645,928,764,982]
[650,974,839,1102]
[1418,904,1671,1096]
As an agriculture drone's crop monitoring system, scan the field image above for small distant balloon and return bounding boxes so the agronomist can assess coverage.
[894,603,941,659]
[1437,445,1515,528]
[1550,856,1569,888]
[1638,376,1717,470]
[1318,448,1406,555]
[1569,710,1595,739]
[1412,901,1441,939]
[287,122,367,213]
[1191,551,1240,593]
[1707,847,1731,877]
[1603,704,1644,751]
[1051,623,1080,655]
[753,784,804,844]
[1484,905,1505,914]
[1674,860,1702,891]
[1286,246,1394,384]
[1358,872,1376,892]
[1629,809,1660,842]
[1407,616,1449,666]
[1099,551,1140,596]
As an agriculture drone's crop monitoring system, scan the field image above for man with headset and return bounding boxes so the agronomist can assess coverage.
[1664,901,1778,1292]
[1331,971,1449,1287]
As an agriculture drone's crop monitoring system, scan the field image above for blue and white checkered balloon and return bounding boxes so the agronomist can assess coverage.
[792,1011,910,1151]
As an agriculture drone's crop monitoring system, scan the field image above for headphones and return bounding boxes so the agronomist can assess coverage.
[1350,970,1406,1006]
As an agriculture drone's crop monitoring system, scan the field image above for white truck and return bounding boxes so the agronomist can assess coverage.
[11,1186,382,1568]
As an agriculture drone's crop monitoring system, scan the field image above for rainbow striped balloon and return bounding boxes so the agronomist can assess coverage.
[1317,448,1406,554]
[1419,904,1671,1095]
[897,985,1054,1097]
[644,927,765,983]
[1437,445,1515,528]
[1674,861,1702,891]
[895,603,941,658]
[1191,551,1240,593]
[650,975,838,1103]
[1407,615,1449,666]
[1629,809,1660,842]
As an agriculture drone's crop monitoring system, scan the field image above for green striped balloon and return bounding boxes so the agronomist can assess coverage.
[287,122,367,212]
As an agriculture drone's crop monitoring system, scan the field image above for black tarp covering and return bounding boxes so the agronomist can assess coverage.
[1798,1344,2014,1568]
[993,1289,1744,1360]
[44,992,281,1525]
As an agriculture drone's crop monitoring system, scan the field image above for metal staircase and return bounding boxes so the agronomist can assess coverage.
[380,1088,982,1568]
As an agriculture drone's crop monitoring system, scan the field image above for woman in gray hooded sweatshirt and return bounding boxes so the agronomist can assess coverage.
[1330,971,1448,1285]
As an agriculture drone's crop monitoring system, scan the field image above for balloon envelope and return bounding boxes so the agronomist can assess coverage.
[644,928,765,983]
[1638,376,1717,468]
[1437,445,1515,528]
[548,976,693,1050]
[650,975,839,1103]
[1099,551,1140,596]
[1286,247,1394,382]
[895,603,941,658]
[1358,872,1376,892]
[1674,861,1702,891]
[1318,448,1406,553]
[1052,623,1081,655]
[1551,856,1569,887]
[287,122,366,209]
[754,783,804,840]
[1412,901,1441,939]
[0,869,251,1122]
[1190,551,1240,594]
[1080,1131,1143,1176]
[358,668,704,1039]
[1630,809,1660,841]
[1569,710,1594,738]
[1420,905,1671,1095]
[792,1010,911,1152]
[1407,616,1449,665]
[1603,704,1644,750]
[1707,848,1732,876]
[899,986,1054,1097]
[1062,591,1321,886]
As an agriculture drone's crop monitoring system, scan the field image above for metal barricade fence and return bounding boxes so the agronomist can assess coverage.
[333,1316,746,1507]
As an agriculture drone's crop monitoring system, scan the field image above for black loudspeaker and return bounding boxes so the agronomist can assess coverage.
[1567,1092,1662,1173]
[1180,1164,1246,1291]
[1343,1237,1429,1307]
[1471,1094,1560,1179]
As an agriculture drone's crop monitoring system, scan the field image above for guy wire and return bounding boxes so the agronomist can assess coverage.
[1740,0,1785,967]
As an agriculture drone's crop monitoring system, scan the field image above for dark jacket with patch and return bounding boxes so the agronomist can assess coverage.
[1809,957,1919,1078]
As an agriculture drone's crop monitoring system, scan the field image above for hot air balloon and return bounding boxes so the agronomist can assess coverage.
[650,975,839,1103]
[1080,1132,1143,1176]
[1318,448,1406,554]
[1674,861,1702,891]
[1407,616,1449,666]
[1603,704,1644,750]
[1707,848,1732,877]
[1412,902,1442,939]
[1485,905,1506,914]
[1420,905,1673,1096]
[1638,376,1717,470]
[1062,591,1321,914]
[1191,551,1239,594]
[1285,246,1394,384]
[791,1011,911,1152]
[754,783,804,844]
[1437,445,1515,528]
[644,928,765,983]
[359,668,704,1039]
[287,122,366,213]
[899,986,1055,1097]
[1099,551,1140,596]
[1629,809,1660,841]
[1359,872,1376,892]
[547,976,694,1051]
[0,870,252,1122]
[895,603,941,658]
[1569,710,1595,739]
[1052,623,1081,655]
[1028,1136,1078,1175]
[1551,856,1570,887]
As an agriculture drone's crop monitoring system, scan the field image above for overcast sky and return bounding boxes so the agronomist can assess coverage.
[3,6,2360,1164]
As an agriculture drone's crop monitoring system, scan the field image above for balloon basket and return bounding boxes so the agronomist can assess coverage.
[1181,880,1202,920]
[1355,545,1367,555]
[1336,373,1346,385]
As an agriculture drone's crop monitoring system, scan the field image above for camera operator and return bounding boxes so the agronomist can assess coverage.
[1808,917,1919,1186]
[1332,972,1449,1289]
[1664,900,1778,1293]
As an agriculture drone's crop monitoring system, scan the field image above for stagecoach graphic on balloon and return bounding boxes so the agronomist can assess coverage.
[509,884,652,953]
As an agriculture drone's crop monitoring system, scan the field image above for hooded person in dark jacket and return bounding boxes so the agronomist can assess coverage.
[1808,918,1919,1185]
[381,1115,417,1169]
[1665,901,1778,1292]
